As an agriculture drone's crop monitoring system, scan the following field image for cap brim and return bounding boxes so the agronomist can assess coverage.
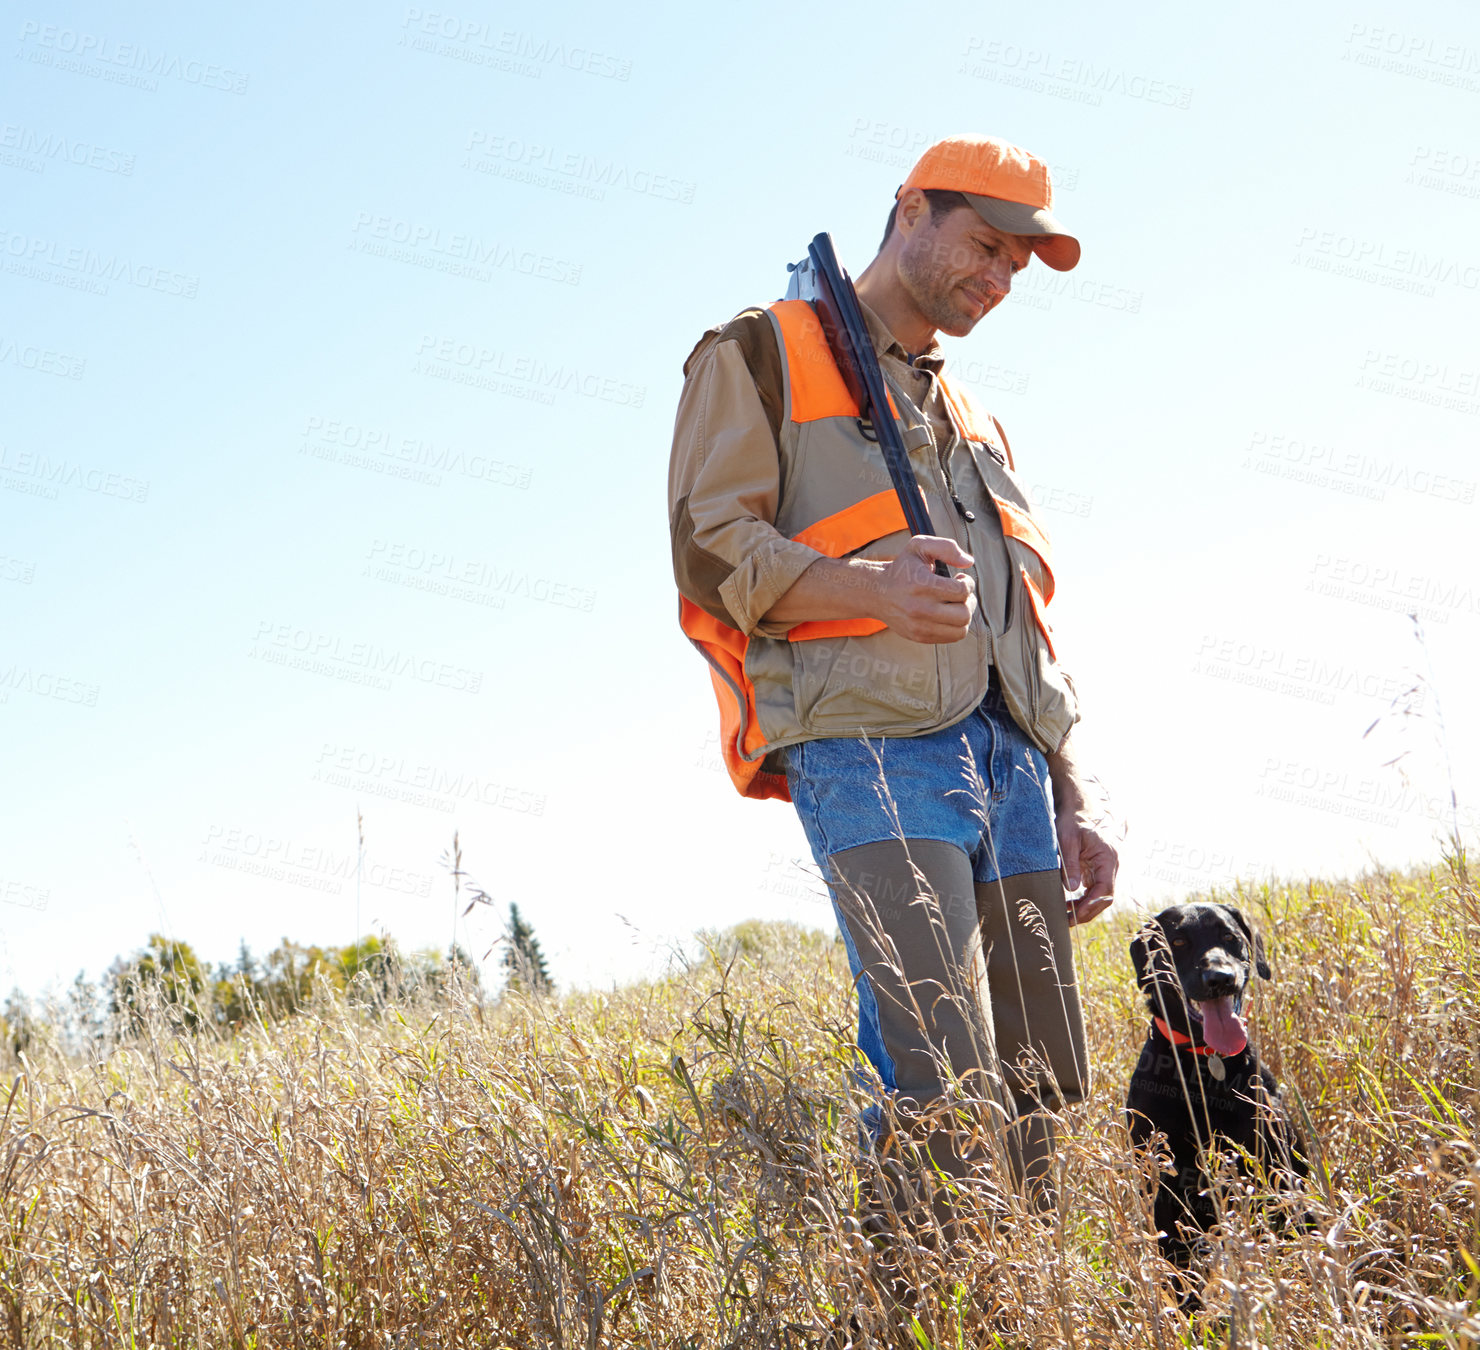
[963,192,1081,271]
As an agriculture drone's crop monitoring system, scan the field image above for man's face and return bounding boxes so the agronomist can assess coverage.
[896,198,1034,338]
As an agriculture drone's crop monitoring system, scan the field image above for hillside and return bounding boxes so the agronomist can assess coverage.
[0,862,1476,1347]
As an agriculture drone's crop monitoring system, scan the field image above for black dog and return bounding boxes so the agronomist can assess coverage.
[1125,903,1307,1273]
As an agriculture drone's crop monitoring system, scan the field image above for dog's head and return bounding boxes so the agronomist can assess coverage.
[1130,903,1270,1056]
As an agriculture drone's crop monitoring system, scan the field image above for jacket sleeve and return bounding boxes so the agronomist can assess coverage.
[668,327,825,639]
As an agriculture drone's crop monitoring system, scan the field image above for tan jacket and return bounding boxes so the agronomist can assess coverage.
[669,298,1077,800]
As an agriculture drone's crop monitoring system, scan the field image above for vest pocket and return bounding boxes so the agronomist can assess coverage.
[991,576,1077,755]
[790,628,945,735]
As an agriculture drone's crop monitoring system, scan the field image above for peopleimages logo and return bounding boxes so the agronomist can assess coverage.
[411,335,646,409]
[201,825,434,898]
[845,118,934,168]
[301,415,533,491]
[0,121,135,175]
[16,21,249,93]
[1361,349,1480,394]
[348,211,582,286]
[0,336,85,380]
[0,555,36,585]
[1017,264,1142,314]
[463,131,696,204]
[314,743,547,816]
[0,879,49,912]
[1142,839,1267,890]
[1307,554,1480,625]
[365,539,597,613]
[1256,757,1480,834]
[1407,146,1480,199]
[1293,226,1480,298]
[1342,23,1480,93]
[960,36,1193,109]
[0,665,100,706]
[0,445,148,502]
[248,621,484,694]
[1192,633,1412,707]
[0,226,199,298]
[1356,350,1480,419]
[1243,429,1476,505]
[397,8,632,81]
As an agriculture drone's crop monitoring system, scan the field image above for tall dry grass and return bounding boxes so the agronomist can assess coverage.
[0,858,1476,1347]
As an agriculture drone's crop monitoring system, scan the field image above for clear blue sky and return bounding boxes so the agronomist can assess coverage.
[3,0,1478,997]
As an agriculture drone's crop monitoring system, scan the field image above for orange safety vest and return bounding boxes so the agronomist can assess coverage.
[680,299,1067,802]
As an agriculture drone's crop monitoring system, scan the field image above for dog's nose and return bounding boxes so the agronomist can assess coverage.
[1199,964,1239,995]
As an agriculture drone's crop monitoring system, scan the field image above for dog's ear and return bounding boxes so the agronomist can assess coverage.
[1225,906,1272,979]
[1129,922,1160,986]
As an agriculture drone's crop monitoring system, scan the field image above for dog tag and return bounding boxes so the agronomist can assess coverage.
[1207,1055,1226,1081]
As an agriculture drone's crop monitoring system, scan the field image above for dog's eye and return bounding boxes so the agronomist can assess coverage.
[1171,938,1187,947]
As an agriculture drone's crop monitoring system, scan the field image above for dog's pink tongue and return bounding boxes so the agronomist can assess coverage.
[1197,998,1248,1056]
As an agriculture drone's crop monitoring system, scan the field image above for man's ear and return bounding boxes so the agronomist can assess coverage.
[1225,905,1272,979]
[894,187,932,240]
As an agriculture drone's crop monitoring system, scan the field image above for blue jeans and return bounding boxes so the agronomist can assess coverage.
[782,683,1062,887]
[780,683,1071,1138]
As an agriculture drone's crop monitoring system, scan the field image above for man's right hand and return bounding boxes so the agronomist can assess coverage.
[876,536,977,644]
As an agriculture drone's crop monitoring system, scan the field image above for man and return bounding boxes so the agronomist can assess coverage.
[668,134,1117,1230]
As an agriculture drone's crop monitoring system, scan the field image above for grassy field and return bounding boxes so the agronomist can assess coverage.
[0,859,1476,1348]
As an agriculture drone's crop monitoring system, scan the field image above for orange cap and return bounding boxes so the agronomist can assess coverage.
[898,134,1080,272]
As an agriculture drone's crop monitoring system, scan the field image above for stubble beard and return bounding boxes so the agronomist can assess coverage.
[898,232,981,339]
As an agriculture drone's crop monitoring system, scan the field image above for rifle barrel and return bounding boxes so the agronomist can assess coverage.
[806,232,947,575]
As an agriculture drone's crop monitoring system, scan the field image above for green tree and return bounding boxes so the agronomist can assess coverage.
[336,935,390,989]
[258,939,342,1017]
[502,903,553,996]
[416,942,482,1001]
[108,934,209,1029]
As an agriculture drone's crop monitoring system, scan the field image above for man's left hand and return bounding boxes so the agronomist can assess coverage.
[1056,812,1118,926]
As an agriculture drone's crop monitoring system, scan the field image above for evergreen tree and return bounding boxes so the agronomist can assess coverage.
[502,903,553,996]
[234,938,259,991]
[1,989,36,1060]
[66,972,105,1053]
[212,939,264,1030]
